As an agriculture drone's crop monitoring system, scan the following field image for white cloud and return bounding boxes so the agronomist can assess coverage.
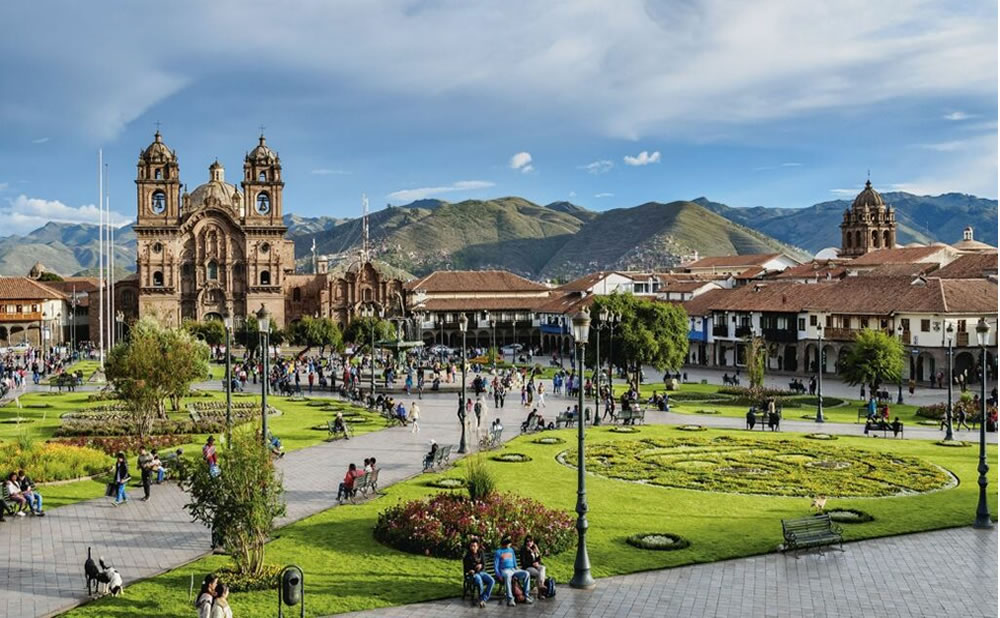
[594,192,614,198]
[0,195,132,236]
[781,162,802,167]
[310,168,351,175]
[893,133,998,198]
[509,152,534,173]
[944,111,974,121]
[755,161,804,171]
[568,191,576,197]
[829,188,859,196]
[580,160,613,174]
[31,137,49,144]
[387,180,495,202]
[624,151,661,166]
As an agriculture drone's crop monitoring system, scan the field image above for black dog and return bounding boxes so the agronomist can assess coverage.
[84,547,100,596]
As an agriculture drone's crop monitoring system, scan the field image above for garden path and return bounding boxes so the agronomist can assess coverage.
[0,388,525,618]
[343,525,998,618]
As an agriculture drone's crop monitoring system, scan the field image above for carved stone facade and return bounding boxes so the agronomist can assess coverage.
[839,179,897,258]
[119,131,407,329]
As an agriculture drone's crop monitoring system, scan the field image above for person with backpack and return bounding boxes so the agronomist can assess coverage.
[520,535,549,599]
[493,536,533,607]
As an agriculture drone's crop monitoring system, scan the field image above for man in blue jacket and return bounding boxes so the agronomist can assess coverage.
[494,536,533,606]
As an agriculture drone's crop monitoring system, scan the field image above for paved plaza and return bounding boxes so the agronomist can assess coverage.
[0,370,996,617]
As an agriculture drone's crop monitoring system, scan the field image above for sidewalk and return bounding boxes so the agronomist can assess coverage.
[343,526,998,618]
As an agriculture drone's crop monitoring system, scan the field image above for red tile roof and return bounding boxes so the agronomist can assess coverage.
[405,270,548,293]
[770,259,849,281]
[0,277,68,300]
[413,297,549,311]
[684,253,782,269]
[848,246,954,266]
[934,253,999,279]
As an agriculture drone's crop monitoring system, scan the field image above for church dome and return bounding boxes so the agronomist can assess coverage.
[189,162,241,212]
[140,131,176,163]
[852,179,885,210]
[247,135,278,164]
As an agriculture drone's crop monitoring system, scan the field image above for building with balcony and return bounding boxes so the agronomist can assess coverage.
[0,278,69,347]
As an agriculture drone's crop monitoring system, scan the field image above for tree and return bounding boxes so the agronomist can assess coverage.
[344,316,395,351]
[105,317,210,437]
[37,272,64,282]
[184,319,225,346]
[745,334,767,391]
[840,329,905,394]
[590,294,689,385]
[180,428,286,578]
[288,316,343,354]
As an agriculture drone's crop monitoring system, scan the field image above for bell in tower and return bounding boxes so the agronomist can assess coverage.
[135,130,181,223]
[242,133,284,223]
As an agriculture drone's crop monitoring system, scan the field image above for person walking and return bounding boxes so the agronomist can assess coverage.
[137,447,154,502]
[410,401,421,433]
[112,452,130,506]
[209,582,232,618]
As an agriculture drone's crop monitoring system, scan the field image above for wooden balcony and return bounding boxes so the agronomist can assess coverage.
[0,311,42,323]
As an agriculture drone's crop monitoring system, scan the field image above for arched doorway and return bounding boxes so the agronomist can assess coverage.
[821,344,836,374]
[836,346,851,374]
[783,345,798,372]
[204,312,223,322]
[954,351,976,382]
[915,352,935,382]
[804,343,818,373]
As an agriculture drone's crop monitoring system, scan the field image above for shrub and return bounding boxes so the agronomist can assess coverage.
[218,563,282,592]
[0,441,108,482]
[491,452,532,463]
[916,403,947,419]
[465,456,496,501]
[625,532,690,551]
[670,392,730,402]
[373,492,575,558]
[824,508,874,524]
[532,437,565,445]
[53,434,191,457]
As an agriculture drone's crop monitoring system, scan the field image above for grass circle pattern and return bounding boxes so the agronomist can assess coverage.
[533,436,566,445]
[610,426,640,434]
[805,433,838,440]
[564,435,951,497]
[935,440,971,447]
[492,452,532,463]
[625,532,690,551]
[677,424,706,432]
[824,508,874,523]
[426,477,466,489]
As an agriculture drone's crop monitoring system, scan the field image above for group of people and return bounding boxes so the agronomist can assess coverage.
[194,573,233,618]
[745,398,782,431]
[463,534,551,608]
[2,469,44,519]
[336,457,377,502]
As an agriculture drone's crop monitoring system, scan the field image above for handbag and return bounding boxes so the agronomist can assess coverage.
[105,482,116,497]
[511,577,526,603]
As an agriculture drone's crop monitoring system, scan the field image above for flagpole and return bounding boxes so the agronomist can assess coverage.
[98,150,104,367]
[105,166,112,351]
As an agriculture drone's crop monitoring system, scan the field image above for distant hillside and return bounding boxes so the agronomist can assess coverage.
[0,222,136,277]
[538,201,808,279]
[696,192,998,253]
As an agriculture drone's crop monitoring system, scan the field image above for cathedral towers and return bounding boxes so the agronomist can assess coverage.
[839,179,897,258]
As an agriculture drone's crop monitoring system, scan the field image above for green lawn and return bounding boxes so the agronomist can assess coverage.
[42,359,104,385]
[62,425,997,617]
[0,390,379,509]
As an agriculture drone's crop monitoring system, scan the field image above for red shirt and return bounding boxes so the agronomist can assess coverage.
[343,468,362,489]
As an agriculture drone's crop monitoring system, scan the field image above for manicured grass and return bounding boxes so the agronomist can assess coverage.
[0,390,379,507]
[62,425,997,617]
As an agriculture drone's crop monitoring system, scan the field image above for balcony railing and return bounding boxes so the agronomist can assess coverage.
[761,327,797,343]
[957,332,970,347]
[712,324,729,337]
[734,325,752,338]
[0,311,43,323]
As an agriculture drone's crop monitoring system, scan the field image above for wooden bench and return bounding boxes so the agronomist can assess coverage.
[618,407,646,425]
[347,469,381,502]
[864,419,904,438]
[50,374,78,392]
[555,412,575,428]
[327,419,350,440]
[462,553,508,603]
[520,416,539,434]
[423,444,453,471]
[781,513,844,554]
[857,406,873,423]
[1,483,25,516]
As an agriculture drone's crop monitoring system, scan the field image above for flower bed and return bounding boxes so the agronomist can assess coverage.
[677,425,706,432]
[805,433,837,440]
[532,436,566,445]
[670,392,731,402]
[491,452,532,463]
[55,404,279,437]
[1,442,108,482]
[625,532,690,551]
[823,508,874,524]
[563,435,951,497]
[695,409,720,415]
[609,426,640,434]
[935,440,971,448]
[374,492,574,558]
[218,563,282,592]
[54,434,191,457]
[426,477,466,489]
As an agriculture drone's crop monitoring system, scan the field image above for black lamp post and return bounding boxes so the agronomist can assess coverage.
[487,312,496,370]
[256,304,271,445]
[570,308,595,590]
[945,323,955,442]
[974,317,993,529]
[816,324,825,423]
[896,324,905,404]
[223,312,233,446]
[607,312,620,394]
[457,313,469,454]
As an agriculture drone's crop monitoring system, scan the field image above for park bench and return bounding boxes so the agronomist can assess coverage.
[781,513,844,554]
[327,419,350,440]
[480,426,503,450]
[423,445,453,471]
[555,412,576,428]
[189,409,202,423]
[864,419,904,438]
[521,415,539,434]
[50,373,78,392]
[462,552,511,603]
[617,407,646,425]
[1,483,25,517]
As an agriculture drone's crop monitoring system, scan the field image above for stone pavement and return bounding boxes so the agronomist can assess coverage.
[0,389,527,618]
[344,526,998,618]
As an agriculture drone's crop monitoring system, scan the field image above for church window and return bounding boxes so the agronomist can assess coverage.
[182,263,193,277]
[845,233,851,248]
[883,230,891,248]
[293,287,301,302]
[151,190,167,214]
[259,171,267,182]
[871,230,880,248]
[363,288,372,302]
[854,230,861,248]
[153,271,164,287]
[207,261,218,280]
[152,242,162,254]
[260,270,271,286]
[259,242,270,254]
[155,168,162,180]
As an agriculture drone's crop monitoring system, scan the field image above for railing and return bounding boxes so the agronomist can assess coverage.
[712,324,729,337]
[957,332,970,347]
[734,325,752,338]
[0,311,42,322]
[761,328,797,343]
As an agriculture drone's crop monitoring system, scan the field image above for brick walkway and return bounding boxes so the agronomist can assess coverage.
[343,526,998,618]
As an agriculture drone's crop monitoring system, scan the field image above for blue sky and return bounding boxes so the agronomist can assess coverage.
[0,0,996,235]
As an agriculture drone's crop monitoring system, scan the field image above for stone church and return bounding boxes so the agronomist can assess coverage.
[839,179,897,258]
[116,131,407,330]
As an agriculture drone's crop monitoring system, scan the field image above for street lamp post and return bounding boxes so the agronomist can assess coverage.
[816,325,825,423]
[896,325,905,404]
[593,308,607,427]
[945,323,955,441]
[256,304,271,445]
[457,313,469,454]
[569,308,594,589]
[974,318,993,529]
[223,313,233,446]
[487,312,496,370]
[607,312,620,394]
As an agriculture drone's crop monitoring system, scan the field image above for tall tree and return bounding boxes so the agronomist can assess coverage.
[183,318,225,346]
[591,294,689,384]
[745,334,767,391]
[344,316,395,351]
[288,316,343,354]
[105,317,210,436]
[840,329,905,394]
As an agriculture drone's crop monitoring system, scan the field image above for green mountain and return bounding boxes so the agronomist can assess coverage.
[0,222,135,277]
[696,192,997,253]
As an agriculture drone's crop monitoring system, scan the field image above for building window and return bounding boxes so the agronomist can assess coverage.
[259,270,271,286]
[152,242,162,254]
[155,168,162,180]
[151,190,167,214]
[920,319,930,332]
[900,318,910,332]
[883,230,891,248]
[153,271,164,287]
[362,288,372,302]
[860,317,869,329]
[809,315,817,326]
[207,261,218,280]
[872,230,880,248]
[293,287,301,302]
[854,230,861,248]
[957,319,967,333]
[255,192,271,214]
[258,171,267,182]
[798,318,805,331]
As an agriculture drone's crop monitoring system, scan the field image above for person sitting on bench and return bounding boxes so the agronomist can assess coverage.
[423,440,439,468]
[16,469,43,515]
[5,472,29,516]
[464,538,494,608]
[494,535,533,606]
[746,407,756,430]
[337,463,362,502]
[891,417,903,437]
[333,412,350,439]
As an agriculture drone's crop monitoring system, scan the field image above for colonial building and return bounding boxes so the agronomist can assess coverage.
[0,278,68,347]
[839,179,897,258]
[118,131,405,329]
